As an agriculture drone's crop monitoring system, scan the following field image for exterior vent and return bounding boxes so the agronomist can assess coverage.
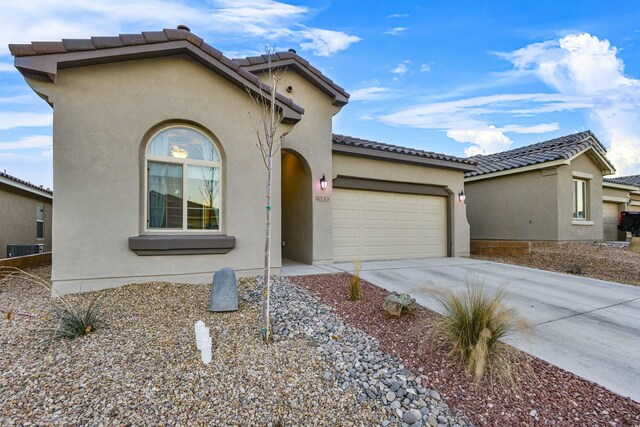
[7,244,44,258]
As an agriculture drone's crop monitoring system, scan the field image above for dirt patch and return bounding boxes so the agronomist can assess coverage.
[291,273,640,427]
[472,242,640,286]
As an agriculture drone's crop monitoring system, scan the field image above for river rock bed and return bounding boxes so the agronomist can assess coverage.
[246,276,470,427]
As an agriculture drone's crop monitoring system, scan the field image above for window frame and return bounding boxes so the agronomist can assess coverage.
[572,178,588,220]
[143,125,223,234]
[36,203,44,240]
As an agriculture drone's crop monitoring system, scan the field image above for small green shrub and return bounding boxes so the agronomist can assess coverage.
[0,266,101,342]
[349,258,362,301]
[50,297,101,340]
[430,281,531,384]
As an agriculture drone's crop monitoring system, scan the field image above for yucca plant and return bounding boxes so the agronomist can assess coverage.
[349,258,362,301]
[0,266,101,342]
[430,280,531,385]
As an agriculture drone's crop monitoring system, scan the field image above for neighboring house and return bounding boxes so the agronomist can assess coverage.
[0,171,53,258]
[464,131,616,242]
[10,27,475,294]
[602,175,640,240]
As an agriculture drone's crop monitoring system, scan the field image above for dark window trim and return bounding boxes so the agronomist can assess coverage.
[129,234,235,256]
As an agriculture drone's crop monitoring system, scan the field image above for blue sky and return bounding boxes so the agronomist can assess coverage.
[1,0,640,189]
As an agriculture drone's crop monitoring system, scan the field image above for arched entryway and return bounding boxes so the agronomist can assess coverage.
[281,149,313,263]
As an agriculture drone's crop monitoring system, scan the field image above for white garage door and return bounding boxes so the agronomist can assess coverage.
[603,202,620,241]
[333,188,447,262]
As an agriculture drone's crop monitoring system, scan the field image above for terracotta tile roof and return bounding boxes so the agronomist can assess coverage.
[0,171,53,196]
[235,51,350,105]
[604,175,640,188]
[465,130,614,178]
[332,134,477,166]
[9,27,304,117]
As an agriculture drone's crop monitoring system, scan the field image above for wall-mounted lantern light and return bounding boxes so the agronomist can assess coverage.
[458,190,466,202]
[320,174,328,190]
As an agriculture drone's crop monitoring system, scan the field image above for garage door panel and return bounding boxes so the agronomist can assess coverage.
[333,188,447,262]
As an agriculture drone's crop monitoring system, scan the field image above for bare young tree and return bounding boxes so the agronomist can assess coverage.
[247,47,290,343]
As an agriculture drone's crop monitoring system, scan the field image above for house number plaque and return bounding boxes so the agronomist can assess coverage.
[315,195,330,202]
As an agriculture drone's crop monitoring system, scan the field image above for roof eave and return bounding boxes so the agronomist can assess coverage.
[0,176,53,200]
[241,59,349,107]
[332,144,477,172]
[603,181,640,191]
[13,40,304,123]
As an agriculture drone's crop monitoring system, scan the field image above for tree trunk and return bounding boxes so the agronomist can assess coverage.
[262,154,273,343]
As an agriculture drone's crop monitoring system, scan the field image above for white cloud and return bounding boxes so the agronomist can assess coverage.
[350,86,392,101]
[447,128,513,156]
[0,135,52,150]
[387,13,409,18]
[391,63,408,75]
[0,112,52,130]
[0,0,360,58]
[498,33,640,175]
[385,27,407,36]
[299,28,361,57]
[420,64,431,72]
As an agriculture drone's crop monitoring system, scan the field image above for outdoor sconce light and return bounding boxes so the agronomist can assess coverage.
[458,191,466,202]
[320,174,328,190]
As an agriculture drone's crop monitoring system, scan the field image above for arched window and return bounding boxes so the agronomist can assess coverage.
[145,126,221,231]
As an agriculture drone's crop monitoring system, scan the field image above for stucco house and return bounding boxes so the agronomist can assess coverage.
[10,26,475,294]
[464,131,616,242]
[0,171,53,258]
[602,175,640,240]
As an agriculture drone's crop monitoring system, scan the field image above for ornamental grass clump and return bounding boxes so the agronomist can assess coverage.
[349,258,362,301]
[430,280,531,385]
[0,266,101,342]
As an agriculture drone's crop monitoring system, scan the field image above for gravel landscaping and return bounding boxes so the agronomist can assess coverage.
[290,273,640,427]
[472,242,640,286]
[1,267,387,426]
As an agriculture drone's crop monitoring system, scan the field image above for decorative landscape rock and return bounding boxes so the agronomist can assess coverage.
[208,267,238,312]
[243,277,469,427]
[383,292,417,318]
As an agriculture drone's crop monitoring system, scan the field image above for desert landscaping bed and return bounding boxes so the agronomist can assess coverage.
[290,273,640,427]
[472,242,640,286]
[1,266,388,426]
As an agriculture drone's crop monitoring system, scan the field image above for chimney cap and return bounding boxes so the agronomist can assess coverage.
[177,24,191,32]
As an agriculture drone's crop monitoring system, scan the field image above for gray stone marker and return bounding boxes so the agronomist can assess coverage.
[208,267,238,312]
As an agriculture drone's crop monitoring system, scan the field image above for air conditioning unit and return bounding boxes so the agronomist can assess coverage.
[6,244,44,258]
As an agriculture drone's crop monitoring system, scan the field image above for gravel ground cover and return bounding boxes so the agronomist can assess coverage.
[290,273,640,427]
[249,277,470,427]
[472,242,640,286]
[0,266,386,426]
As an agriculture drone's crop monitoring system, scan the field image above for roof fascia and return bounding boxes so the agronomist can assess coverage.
[603,181,639,191]
[332,144,477,172]
[14,40,302,124]
[0,176,53,200]
[566,146,615,175]
[242,59,349,106]
[465,158,569,182]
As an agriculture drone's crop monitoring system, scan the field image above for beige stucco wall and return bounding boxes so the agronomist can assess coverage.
[466,151,608,242]
[332,154,470,257]
[557,153,603,241]
[0,187,52,258]
[260,71,341,264]
[27,56,291,294]
[466,169,560,241]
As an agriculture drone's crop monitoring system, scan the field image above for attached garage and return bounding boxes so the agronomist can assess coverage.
[602,202,620,241]
[332,188,448,262]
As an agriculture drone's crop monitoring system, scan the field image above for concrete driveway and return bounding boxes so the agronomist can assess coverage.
[282,257,640,401]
